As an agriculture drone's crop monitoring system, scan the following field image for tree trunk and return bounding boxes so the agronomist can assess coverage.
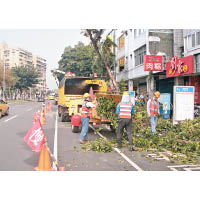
[86,30,119,91]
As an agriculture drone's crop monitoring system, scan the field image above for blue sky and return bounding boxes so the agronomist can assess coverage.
[0,29,89,89]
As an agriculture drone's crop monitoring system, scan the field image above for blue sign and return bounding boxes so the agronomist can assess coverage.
[129,91,135,95]
[159,93,171,118]
[176,87,194,93]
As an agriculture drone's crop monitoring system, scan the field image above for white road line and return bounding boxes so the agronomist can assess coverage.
[53,112,58,171]
[184,167,200,171]
[167,164,198,171]
[27,108,32,111]
[89,125,143,171]
[4,115,18,122]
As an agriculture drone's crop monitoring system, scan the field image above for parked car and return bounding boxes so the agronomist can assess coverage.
[0,99,9,118]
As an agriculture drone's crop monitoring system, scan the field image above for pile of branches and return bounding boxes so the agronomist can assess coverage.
[84,97,200,163]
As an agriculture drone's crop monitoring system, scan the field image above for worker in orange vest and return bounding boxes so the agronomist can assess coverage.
[79,93,95,144]
[147,91,160,134]
[116,91,135,151]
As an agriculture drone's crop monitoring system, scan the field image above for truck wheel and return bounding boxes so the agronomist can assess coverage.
[0,112,2,119]
[5,108,9,116]
[71,125,80,133]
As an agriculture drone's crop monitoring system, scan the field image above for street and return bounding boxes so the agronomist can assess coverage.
[0,101,199,171]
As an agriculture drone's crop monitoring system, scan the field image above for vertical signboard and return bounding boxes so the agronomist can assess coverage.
[159,93,171,119]
[129,91,135,105]
[173,86,194,124]
[189,76,200,104]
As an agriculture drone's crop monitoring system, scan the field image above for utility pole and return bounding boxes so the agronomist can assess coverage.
[3,58,6,100]
[113,29,116,80]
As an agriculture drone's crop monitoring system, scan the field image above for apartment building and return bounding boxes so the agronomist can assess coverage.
[3,47,33,68]
[0,42,47,94]
[33,55,47,94]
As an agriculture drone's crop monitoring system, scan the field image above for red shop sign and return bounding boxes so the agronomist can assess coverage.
[166,55,194,77]
[189,76,200,104]
[144,55,163,71]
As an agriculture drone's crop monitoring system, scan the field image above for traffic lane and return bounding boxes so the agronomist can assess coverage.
[0,101,42,123]
[0,103,40,170]
[57,122,136,171]
[0,101,55,170]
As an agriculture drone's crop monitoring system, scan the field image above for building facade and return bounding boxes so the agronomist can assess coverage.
[33,55,47,95]
[0,42,47,95]
[115,29,174,97]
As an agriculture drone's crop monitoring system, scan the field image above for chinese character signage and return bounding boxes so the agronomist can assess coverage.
[120,57,125,66]
[166,55,194,77]
[144,55,163,71]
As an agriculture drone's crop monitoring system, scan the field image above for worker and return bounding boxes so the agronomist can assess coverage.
[79,93,95,144]
[147,91,160,134]
[116,91,135,151]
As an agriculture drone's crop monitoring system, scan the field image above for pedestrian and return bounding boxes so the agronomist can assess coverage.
[79,93,95,144]
[139,93,145,105]
[116,91,135,151]
[147,91,160,134]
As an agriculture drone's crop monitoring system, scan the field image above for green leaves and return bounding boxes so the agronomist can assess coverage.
[12,65,39,91]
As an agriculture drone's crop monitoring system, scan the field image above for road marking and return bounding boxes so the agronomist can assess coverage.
[148,153,170,161]
[167,165,198,171]
[53,111,58,171]
[4,115,18,122]
[27,108,32,111]
[89,125,143,171]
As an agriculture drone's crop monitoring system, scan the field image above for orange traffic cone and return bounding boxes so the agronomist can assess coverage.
[40,112,46,125]
[34,111,41,123]
[35,144,54,171]
[59,166,66,171]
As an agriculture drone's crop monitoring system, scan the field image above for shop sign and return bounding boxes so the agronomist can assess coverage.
[166,55,194,77]
[144,55,163,71]
[189,76,200,104]
[120,57,125,66]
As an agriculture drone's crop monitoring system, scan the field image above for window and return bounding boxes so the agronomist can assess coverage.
[188,35,192,49]
[196,54,200,72]
[184,37,187,50]
[139,29,141,35]
[134,45,146,67]
[196,32,200,45]
[192,33,195,47]
[134,29,137,38]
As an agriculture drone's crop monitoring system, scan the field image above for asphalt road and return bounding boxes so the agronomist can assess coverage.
[0,100,199,171]
[0,101,55,171]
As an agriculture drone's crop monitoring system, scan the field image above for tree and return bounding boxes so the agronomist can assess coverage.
[118,78,128,94]
[83,29,118,90]
[58,42,95,81]
[12,65,39,93]
[0,64,17,89]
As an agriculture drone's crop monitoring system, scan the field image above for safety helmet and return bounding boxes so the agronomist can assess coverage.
[83,93,90,98]
[154,91,160,98]
[123,91,129,95]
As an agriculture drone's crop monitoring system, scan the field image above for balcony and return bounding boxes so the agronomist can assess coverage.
[128,64,149,80]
